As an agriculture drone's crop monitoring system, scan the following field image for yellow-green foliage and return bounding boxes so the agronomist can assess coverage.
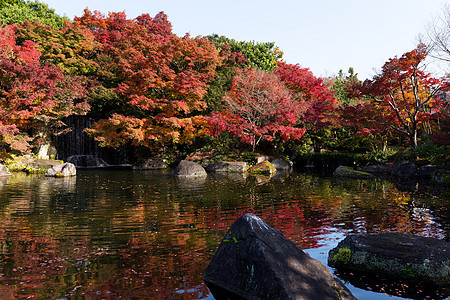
[4,155,62,173]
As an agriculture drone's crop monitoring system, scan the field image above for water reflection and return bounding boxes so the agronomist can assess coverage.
[174,175,207,190]
[0,171,447,299]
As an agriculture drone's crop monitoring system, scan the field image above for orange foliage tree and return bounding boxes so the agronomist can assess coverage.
[74,10,222,150]
[362,44,449,148]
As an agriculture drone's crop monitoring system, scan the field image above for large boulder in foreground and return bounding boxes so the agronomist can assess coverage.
[204,214,355,300]
[328,233,450,286]
[172,160,207,177]
[45,162,76,177]
[0,164,11,176]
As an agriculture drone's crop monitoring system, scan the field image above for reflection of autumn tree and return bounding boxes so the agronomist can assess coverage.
[328,178,446,238]
[0,171,447,299]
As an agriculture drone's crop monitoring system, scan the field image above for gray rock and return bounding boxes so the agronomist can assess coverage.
[133,157,167,170]
[328,233,450,286]
[269,157,292,170]
[172,160,207,177]
[205,161,248,173]
[391,161,417,177]
[204,213,355,300]
[67,155,108,168]
[0,164,11,176]
[45,162,76,177]
[333,166,372,179]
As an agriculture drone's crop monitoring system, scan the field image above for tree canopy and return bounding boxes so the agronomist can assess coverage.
[361,44,448,148]
[209,68,306,152]
[0,0,70,29]
[75,10,222,149]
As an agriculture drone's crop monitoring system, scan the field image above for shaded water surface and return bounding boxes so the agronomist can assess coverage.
[0,170,448,299]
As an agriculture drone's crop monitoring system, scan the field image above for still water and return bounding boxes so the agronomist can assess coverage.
[0,170,448,299]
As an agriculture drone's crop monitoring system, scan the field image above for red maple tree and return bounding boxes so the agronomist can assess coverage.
[209,67,306,152]
[0,25,89,157]
[75,10,221,149]
[362,44,449,148]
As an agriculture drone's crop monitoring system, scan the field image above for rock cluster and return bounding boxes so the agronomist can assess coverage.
[45,162,77,177]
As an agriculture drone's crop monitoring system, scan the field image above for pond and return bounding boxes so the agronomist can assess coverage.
[0,170,448,299]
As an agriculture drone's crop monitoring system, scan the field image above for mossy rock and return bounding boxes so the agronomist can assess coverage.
[5,155,62,173]
[247,161,276,175]
[333,166,372,179]
[328,233,450,286]
[332,247,351,264]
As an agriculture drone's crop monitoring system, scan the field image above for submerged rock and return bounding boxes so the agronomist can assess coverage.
[333,166,372,179]
[328,233,450,287]
[172,160,207,177]
[45,162,76,177]
[205,161,248,173]
[204,213,355,300]
[0,164,11,176]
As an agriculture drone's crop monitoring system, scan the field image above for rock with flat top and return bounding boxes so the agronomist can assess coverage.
[328,233,450,286]
[333,166,372,179]
[67,155,108,168]
[205,161,248,173]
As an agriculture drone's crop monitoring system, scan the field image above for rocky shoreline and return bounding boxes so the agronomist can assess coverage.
[1,154,449,187]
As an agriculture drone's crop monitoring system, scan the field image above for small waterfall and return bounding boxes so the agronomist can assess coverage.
[56,116,133,166]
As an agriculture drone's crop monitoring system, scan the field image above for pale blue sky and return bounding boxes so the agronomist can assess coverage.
[41,0,448,80]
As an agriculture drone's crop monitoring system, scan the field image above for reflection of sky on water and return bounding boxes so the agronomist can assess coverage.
[302,230,397,300]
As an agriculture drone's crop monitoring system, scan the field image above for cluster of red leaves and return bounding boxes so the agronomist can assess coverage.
[0,25,89,153]
[275,61,338,129]
[76,10,221,148]
[361,44,449,147]
[209,68,306,151]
